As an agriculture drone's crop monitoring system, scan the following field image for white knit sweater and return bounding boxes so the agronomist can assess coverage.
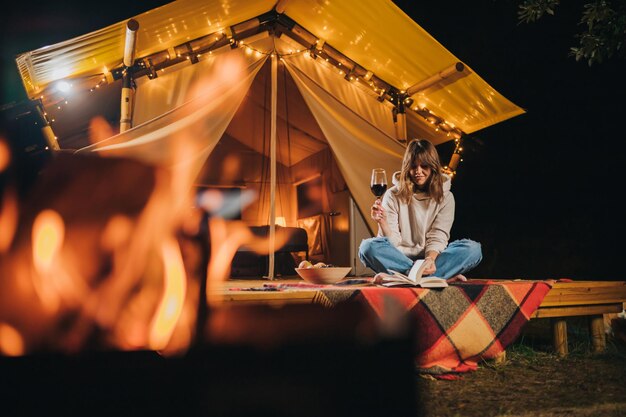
[378,172,454,258]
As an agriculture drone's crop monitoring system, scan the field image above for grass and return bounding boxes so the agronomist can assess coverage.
[419,316,626,417]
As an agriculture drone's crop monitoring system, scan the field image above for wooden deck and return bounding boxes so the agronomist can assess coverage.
[530,280,626,355]
[213,278,626,356]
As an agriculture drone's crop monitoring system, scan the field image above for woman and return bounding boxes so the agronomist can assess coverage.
[358,138,482,281]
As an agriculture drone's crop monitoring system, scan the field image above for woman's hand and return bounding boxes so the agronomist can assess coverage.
[371,198,386,223]
[422,262,437,276]
[423,255,437,276]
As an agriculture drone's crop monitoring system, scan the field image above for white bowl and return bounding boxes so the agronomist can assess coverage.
[295,267,352,284]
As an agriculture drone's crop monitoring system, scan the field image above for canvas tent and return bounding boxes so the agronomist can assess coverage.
[14,0,524,276]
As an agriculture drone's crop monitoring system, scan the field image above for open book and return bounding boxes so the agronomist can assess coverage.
[374,258,448,288]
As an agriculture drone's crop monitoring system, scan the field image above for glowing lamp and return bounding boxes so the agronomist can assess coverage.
[55,81,72,93]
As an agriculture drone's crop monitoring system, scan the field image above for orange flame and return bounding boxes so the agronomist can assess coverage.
[149,239,187,350]
[0,323,24,356]
[0,138,10,173]
[0,187,18,253]
[205,218,252,306]
[204,218,292,306]
[0,49,274,354]
[88,116,115,145]
[32,209,65,273]
[30,210,66,311]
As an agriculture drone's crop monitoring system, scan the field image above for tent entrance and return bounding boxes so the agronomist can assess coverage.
[75,34,407,278]
[195,56,355,273]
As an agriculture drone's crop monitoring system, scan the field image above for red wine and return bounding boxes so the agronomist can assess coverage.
[370,183,387,197]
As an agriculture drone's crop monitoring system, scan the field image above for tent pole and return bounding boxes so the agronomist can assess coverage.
[120,19,139,133]
[34,102,60,151]
[267,53,278,279]
[275,0,290,13]
[393,96,407,142]
[444,136,464,178]
[396,112,407,142]
[406,62,465,96]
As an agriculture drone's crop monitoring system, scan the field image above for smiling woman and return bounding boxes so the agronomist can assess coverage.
[359,138,483,281]
[392,0,626,280]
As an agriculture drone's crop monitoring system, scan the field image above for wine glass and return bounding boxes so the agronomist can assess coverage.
[370,168,388,199]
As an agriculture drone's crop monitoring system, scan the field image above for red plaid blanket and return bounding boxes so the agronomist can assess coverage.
[264,279,552,378]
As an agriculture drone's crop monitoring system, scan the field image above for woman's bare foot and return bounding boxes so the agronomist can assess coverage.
[446,274,467,283]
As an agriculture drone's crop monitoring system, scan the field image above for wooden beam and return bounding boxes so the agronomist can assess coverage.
[123,19,139,68]
[275,0,290,14]
[34,103,59,150]
[406,62,466,96]
[266,53,278,280]
[532,303,623,318]
[552,318,568,357]
[589,315,606,353]
[540,281,626,307]
[395,112,407,142]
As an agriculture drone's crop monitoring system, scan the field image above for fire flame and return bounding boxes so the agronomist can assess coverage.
[0,323,24,356]
[149,238,187,350]
[0,187,18,253]
[206,218,253,306]
[0,138,10,172]
[0,49,298,357]
[204,216,293,307]
[30,209,67,312]
[32,209,64,273]
[0,138,18,253]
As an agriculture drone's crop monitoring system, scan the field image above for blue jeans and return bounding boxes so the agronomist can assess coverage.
[358,237,482,279]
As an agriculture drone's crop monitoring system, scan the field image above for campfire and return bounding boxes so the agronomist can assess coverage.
[0,136,299,356]
[0,138,418,417]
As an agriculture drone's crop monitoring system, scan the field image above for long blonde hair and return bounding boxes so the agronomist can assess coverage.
[396,139,444,204]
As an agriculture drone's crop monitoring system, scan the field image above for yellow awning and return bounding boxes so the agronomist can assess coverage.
[15,0,524,136]
[283,0,524,133]
[15,0,275,97]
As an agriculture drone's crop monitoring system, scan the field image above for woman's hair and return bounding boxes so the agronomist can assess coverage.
[396,138,445,204]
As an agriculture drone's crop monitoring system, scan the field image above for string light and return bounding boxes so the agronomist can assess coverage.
[40,73,114,120]
[301,43,465,141]
[89,75,108,92]
[34,22,467,168]
[236,41,307,59]
[442,136,465,177]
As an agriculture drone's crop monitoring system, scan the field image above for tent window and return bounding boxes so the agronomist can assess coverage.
[296,176,323,219]
[196,187,242,220]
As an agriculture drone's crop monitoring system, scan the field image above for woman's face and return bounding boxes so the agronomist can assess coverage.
[410,159,432,188]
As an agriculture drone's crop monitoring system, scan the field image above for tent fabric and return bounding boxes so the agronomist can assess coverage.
[13,0,530,264]
[131,36,328,167]
[15,0,276,97]
[224,58,328,167]
[77,48,268,187]
[131,48,267,127]
[283,57,404,233]
[283,0,525,134]
[15,0,524,140]
[77,33,404,233]
[282,52,399,140]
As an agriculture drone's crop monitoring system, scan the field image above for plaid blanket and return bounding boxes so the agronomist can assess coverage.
[263,279,552,378]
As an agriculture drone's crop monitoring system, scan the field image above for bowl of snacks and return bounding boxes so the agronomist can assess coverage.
[295,261,352,284]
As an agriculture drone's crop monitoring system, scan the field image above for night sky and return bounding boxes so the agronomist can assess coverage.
[2,1,624,280]
[400,0,626,280]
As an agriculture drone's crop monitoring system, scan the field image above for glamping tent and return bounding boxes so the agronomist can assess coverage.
[13,0,524,276]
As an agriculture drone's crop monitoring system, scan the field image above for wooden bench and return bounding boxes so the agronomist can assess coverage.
[529,280,626,356]
[215,279,626,356]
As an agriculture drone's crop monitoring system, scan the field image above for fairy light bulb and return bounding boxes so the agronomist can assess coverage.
[55,81,71,93]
